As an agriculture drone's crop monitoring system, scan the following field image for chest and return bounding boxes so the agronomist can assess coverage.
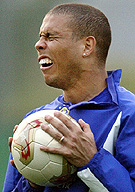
[69,105,121,149]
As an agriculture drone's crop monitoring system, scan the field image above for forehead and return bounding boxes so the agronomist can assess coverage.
[40,14,72,33]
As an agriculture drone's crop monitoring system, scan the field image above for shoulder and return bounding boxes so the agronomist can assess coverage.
[117,85,135,116]
[23,95,63,119]
[117,86,135,111]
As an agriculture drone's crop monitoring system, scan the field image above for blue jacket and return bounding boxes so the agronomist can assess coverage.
[3,69,135,192]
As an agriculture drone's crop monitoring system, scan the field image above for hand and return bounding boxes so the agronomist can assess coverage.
[9,125,18,168]
[28,181,44,190]
[40,111,98,167]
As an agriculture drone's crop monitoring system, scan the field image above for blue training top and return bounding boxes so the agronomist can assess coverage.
[3,69,135,192]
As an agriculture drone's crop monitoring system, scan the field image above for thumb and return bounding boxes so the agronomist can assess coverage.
[78,119,91,132]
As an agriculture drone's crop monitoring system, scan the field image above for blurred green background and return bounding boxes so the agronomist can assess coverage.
[1,0,135,190]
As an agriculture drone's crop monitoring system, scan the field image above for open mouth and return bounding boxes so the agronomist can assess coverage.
[39,58,53,67]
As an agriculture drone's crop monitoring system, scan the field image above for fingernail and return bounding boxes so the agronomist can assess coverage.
[41,123,47,129]
[45,115,51,120]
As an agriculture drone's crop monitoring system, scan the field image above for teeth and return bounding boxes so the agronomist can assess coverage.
[39,58,53,65]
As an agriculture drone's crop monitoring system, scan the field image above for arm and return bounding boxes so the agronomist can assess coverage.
[78,111,135,192]
[78,148,134,192]
[40,111,135,192]
[2,153,22,192]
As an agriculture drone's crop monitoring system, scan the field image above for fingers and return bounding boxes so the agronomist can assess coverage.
[78,119,96,142]
[40,145,65,155]
[8,137,13,152]
[42,112,91,143]
[41,123,65,144]
[54,111,81,131]
[9,125,18,152]
[9,137,16,168]
[10,159,16,168]
[78,119,91,132]
[40,112,98,167]
[9,138,16,168]
[43,111,81,134]
[13,125,18,134]
[43,112,71,136]
[8,125,19,168]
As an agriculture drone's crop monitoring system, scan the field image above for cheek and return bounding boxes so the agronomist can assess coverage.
[50,42,80,69]
[51,47,71,67]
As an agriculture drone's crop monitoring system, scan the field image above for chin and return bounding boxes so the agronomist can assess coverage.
[45,78,66,90]
[45,78,59,88]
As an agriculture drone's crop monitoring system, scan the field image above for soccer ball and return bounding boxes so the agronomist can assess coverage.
[11,110,77,186]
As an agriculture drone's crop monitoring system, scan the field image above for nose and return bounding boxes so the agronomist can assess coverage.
[35,39,47,51]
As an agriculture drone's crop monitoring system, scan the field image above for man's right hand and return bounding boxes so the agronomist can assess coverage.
[9,125,18,168]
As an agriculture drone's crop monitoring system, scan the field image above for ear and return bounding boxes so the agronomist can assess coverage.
[82,36,96,57]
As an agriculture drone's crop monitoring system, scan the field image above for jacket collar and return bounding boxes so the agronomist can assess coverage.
[58,69,122,108]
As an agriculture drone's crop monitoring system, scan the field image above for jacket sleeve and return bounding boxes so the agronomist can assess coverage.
[3,153,22,192]
[3,153,44,192]
[11,177,45,192]
[77,113,135,192]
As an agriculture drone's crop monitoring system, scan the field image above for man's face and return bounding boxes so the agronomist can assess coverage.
[35,14,84,90]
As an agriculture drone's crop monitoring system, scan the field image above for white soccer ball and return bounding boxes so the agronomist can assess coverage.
[11,110,77,186]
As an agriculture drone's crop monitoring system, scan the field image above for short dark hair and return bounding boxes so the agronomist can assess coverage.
[48,3,111,63]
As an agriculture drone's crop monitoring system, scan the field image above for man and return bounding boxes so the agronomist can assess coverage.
[3,3,135,192]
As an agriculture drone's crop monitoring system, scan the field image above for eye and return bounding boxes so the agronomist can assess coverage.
[39,32,57,41]
[46,33,55,41]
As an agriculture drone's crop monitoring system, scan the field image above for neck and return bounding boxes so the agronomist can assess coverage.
[63,69,108,103]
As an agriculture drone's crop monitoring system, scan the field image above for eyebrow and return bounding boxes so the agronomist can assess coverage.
[39,31,59,37]
[39,32,47,37]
